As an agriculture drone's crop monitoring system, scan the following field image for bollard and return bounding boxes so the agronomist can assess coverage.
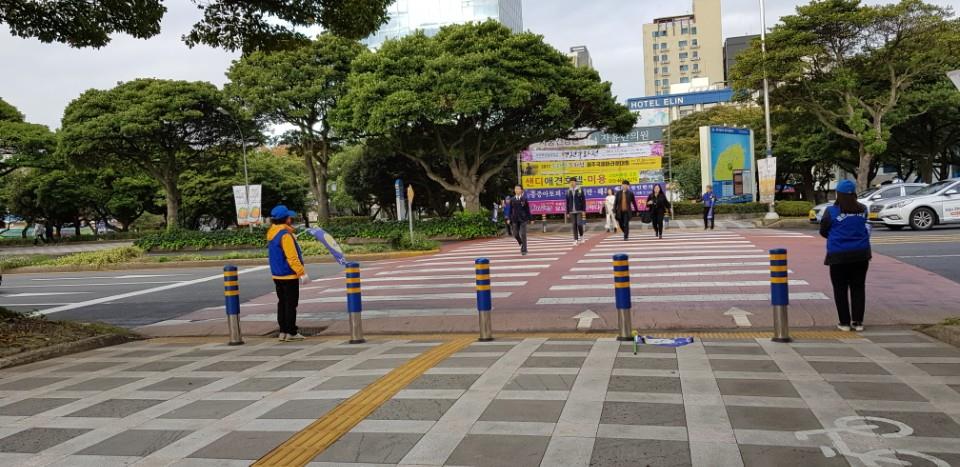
[345,262,365,344]
[613,254,633,341]
[223,265,244,346]
[769,249,792,343]
[475,258,494,341]
[542,214,547,233]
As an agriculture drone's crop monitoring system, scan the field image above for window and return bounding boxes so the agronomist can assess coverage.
[680,77,690,83]
[879,187,902,199]
[693,63,699,71]
[660,42,667,50]
[904,185,925,195]
[693,51,699,58]
[692,39,698,46]
[681,27,689,34]
[660,54,667,61]
[679,65,689,71]
[662,78,669,85]
[652,43,658,50]
[692,26,698,34]
[653,55,659,62]
[652,31,659,38]
[655,80,661,87]
[662,66,668,74]
[678,40,687,48]
[679,52,688,59]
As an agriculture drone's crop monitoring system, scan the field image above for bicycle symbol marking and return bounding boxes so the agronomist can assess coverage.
[795,416,950,467]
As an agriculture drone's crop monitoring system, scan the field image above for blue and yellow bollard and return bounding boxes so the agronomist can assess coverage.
[613,254,633,341]
[223,265,243,345]
[345,262,365,344]
[476,258,493,341]
[769,249,792,343]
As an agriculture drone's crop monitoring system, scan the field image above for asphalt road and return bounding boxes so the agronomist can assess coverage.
[866,224,960,283]
[0,263,343,327]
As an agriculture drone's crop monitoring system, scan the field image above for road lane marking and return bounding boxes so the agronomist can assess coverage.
[407,258,558,265]
[569,261,771,271]
[561,269,792,279]
[584,248,762,257]
[311,281,527,292]
[28,273,195,281]
[5,292,92,297]
[5,281,183,289]
[578,254,769,263]
[35,265,271,316]
[254,337,474,466]
[895,254,960,258]
[378,265,549,274]
[550,280,808,290]
[537,292,830,304]
[300,292,511,303]
[429,252,560,259]
[316,272,539,283]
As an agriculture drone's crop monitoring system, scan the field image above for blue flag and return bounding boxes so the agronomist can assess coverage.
[306,227,348,267]
[638,336,695,347]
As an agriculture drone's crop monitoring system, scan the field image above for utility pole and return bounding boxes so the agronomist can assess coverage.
[759,0,779,220]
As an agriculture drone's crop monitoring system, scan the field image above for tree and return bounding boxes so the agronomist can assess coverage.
[885,79,960,182]
[87,171,163,231]
[731,0,960,190]
[59,79,246,229]
[0,98,56,177]
[227,34,364,220]
[334,21,635,212]
[1,0,390,51]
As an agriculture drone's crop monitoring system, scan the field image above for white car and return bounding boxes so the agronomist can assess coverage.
[808,183,926,223]
[871,178,960,230]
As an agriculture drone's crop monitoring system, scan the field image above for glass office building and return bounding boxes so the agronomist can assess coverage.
[364,0,523,49]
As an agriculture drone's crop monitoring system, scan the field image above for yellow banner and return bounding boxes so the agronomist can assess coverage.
[521,157,662,189]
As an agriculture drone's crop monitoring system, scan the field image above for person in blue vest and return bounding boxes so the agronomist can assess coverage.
[702,185,718,230]
[267,205,309,342]
[502,195,512,237]
[819,180,872,332]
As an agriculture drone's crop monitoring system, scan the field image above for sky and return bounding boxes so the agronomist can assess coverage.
[1,0,958,129]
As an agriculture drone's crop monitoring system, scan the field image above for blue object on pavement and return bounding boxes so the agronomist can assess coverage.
[639,336,695,347]
[307,227,348,266]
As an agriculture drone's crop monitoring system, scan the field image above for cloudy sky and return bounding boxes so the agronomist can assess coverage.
[1,0,958,129]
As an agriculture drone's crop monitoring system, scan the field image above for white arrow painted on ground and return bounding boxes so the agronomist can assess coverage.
[723,307,753,327]
[573,309,601,330]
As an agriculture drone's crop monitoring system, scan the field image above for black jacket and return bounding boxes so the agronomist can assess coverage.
[613,189,639,216]
[508,195,531,223]
[645,191,671,215]
[565,187,586,214]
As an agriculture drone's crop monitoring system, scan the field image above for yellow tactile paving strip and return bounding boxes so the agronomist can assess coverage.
[252,336,474,467]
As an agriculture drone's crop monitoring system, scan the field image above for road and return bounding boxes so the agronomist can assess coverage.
[869,225,960,283]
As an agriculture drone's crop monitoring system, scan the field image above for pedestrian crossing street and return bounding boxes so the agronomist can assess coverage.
[298,230,830,317]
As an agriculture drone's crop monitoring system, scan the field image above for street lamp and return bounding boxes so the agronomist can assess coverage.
[217,107,252,231]
[759,0,779,220]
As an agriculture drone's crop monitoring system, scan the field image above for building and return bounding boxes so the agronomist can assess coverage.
[642,0,724,96]
[723,34,759,82]
[567,46,593,69]
[363,0,523,49]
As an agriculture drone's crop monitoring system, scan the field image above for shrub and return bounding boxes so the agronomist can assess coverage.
[774,201,814,217]
[396,233,441,251]
[671,201,769,216]
[46,246,145,268]
[135,229,267,251]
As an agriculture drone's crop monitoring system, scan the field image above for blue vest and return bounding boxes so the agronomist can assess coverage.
[825,205,870,254]
[268,229,303,277]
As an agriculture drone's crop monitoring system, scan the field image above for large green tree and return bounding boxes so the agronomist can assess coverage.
[0,97,56,177]
[334,21,635,212]
[226,34,364,220]
[731,0,960,190]
[885,79,960,182]
[59,79,246,229]
[1,0,390,51]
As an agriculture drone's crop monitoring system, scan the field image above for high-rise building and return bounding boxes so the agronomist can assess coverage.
[363,0,523,49]
[723,34,760,82]
[642,0,723,96]
[568,46,593,69]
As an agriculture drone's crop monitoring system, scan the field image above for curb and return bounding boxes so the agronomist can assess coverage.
[3,249,439,275]
[0,334,138,369]
[916,324,960,348]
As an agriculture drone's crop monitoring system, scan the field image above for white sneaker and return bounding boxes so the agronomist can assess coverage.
[277,333,288,342]
[853,323,864,332]
[837,324,851,332]
[287,333,306,341]
[572,240,579,246]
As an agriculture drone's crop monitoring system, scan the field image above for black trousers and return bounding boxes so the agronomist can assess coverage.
[651,212,665,236]
[616,213,631,239]
[274,278,300,335]
[703,206,715,229]
[513,221,528,253]
[829,261,869,325]
[570,213,584,240]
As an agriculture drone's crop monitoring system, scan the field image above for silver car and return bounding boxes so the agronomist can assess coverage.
[871,178,960,230]
[809,183,926,223]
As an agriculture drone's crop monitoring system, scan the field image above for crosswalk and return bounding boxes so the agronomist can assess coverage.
[288,230,829,318]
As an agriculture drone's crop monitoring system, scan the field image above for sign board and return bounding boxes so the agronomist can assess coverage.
[521,144,665,215]
[627,89,734,110]
[949,70,960,91]
[589,127,664,145]
[394,178,406,221]
[232,185,263,226]
[757,157,777,204]
[698,126,755,203]
[633,108,670,127]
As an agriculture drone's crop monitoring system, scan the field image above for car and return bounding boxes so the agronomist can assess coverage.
[808,183,926,223]
[871,178,960,230]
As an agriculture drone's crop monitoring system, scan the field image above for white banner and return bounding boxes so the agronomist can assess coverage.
[233,185,263,226]
[757,157,777,204]
[521,143,664,162]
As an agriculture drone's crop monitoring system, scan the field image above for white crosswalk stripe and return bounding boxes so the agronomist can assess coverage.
[537,292,829,304]
[550,280,808,290]
[561,269,792,280]
[578,254,770,263]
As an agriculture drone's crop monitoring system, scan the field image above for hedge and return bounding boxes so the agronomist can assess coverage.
[774,201,814,217]
[670,201,813,217]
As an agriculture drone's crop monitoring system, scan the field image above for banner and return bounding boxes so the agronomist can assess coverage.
[699,126,755,204]
[521,145,665,215]
[757,157,777,204]
[232,185,263,226]
[633,108,670,127]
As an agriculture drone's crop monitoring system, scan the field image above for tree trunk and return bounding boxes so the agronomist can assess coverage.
[303,152,323,224]
[855,145,873,191]
[74,220,81,237]
[316,142,330,221]
[800,166,816,203]
[462,190,481,213]
[161,176,180,230]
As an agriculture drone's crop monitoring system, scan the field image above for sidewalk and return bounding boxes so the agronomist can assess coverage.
[0,329,958,466]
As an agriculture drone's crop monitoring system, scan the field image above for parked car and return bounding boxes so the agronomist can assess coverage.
[808,183,926,223]
[871,178,960,230]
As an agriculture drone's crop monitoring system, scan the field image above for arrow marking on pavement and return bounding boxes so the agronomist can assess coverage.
[573,309,600,330]
[723,307,753,327]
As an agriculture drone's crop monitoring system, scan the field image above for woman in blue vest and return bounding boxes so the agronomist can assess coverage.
[267,205,309,342]
[818,180,872,331]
